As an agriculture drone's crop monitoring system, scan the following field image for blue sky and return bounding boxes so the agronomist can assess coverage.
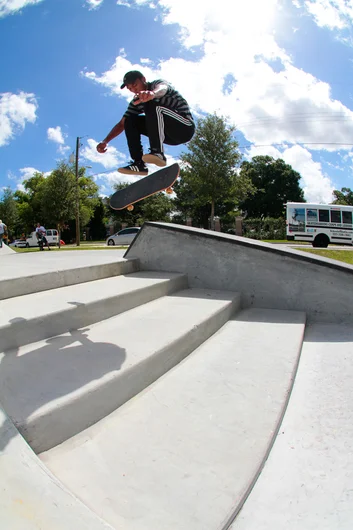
[1,0,353,202]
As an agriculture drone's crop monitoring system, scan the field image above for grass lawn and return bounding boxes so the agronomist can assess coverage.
[293,248,353,265]
[12,245,128,253]
[11,239,353,266]
[263,239,310,244]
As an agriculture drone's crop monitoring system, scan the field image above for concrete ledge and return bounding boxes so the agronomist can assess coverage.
[41,308,305,530]
[0,257,139,300]
[1,289,240,453]
[126,222,353,323]
[0,407,114,529]
[0,272,188,352]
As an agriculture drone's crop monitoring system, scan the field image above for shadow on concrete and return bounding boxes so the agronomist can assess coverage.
[303,322,353,343]
[0,327,126,452]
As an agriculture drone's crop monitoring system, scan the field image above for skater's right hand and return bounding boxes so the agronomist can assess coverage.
[97,141,108,153]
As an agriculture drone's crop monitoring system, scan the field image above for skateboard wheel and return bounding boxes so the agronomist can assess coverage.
[166,187,173,194]
[127,205,134,211]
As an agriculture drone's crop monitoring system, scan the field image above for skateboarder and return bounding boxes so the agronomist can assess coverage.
[96,71,195,176]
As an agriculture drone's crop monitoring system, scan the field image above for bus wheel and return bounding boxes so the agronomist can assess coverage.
[313,234,329,248]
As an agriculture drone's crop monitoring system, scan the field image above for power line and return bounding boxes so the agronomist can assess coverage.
[235,113,353,128]
[238,142,353,150]
[84,143,353,179]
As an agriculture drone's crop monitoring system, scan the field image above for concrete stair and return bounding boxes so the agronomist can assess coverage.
[0,285,240,453]
[0,253,307,529]
[41,308,306,530]
[0,271,188,351]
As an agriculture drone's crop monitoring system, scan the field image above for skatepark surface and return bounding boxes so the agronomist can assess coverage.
[1,224,352,529]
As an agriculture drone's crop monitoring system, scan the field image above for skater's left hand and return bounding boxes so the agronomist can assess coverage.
[133,91,155,104]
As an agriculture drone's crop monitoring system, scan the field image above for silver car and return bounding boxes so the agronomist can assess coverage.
[106,227,140,246]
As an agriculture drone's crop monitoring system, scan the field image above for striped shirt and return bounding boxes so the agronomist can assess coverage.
[123,79,194,123]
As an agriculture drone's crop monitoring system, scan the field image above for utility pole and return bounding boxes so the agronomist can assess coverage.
[75,136,80,246]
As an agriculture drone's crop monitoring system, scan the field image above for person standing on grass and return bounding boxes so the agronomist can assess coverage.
[0,219,7,248]
[96,70,195,176]
[35,223,51,250]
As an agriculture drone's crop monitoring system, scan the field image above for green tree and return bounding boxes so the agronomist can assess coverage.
[14,172,46,232]
[78,173,100,228]
[179,113,254,229]
[88,198,109,240]
[239,156,305,218]
[0,188,19,238]
[172,172,215,227]
[41,162,99,244]
[41,162,76,237]
[140,192,173,222]
[332,187,353,206]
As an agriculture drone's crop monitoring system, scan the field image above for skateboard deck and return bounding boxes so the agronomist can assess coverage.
[110,163,180,211]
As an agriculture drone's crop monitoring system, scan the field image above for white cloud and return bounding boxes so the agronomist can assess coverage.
[283,145,335,203]
[0,0,44,18]
[47,126,65,144]
[116,0,133,6]
[85,0,104,9]
[84,0,353,202]
[47,125,72,157]
[13,166,43,191]
[84,47,353,152]
[81,138,128,169]
[302,0,353,30]
[95,169,136,186]
[0,92,37,146]
[58,144,70,155]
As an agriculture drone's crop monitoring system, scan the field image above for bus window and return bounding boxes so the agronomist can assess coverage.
[319,210,329,222]
[330,210,341,223]
[343,211,353,224]
[307,209,318,221]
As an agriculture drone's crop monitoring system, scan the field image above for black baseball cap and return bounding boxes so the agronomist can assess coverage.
[120,70,144,89]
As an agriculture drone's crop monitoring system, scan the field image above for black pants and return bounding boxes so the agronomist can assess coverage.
[124,101,195,162]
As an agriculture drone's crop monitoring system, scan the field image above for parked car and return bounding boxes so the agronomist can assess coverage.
[25,229,59,247]
[106,227,140,246]
[9,239,27,248]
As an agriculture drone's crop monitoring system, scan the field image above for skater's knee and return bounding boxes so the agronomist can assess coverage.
[123,115,135,130]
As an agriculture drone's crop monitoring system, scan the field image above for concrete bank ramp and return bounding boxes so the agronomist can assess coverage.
[41,308,305,530]
[0,243,14,255]
[126,222,353,324]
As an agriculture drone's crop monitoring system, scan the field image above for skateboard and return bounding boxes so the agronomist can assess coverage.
[110,163,180,211]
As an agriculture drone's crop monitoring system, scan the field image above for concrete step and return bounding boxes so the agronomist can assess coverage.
[41,308,306,530]
[0,271,188,352]
[0,254,139,300]
[1,288,240,453]
[0,405,114,530]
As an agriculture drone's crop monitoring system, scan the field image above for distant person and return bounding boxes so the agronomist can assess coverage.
[96,70,195,176]
[35,222,51,250]
[0,219,7,248]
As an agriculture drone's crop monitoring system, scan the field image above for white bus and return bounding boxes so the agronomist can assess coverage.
[286,202,353,248]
